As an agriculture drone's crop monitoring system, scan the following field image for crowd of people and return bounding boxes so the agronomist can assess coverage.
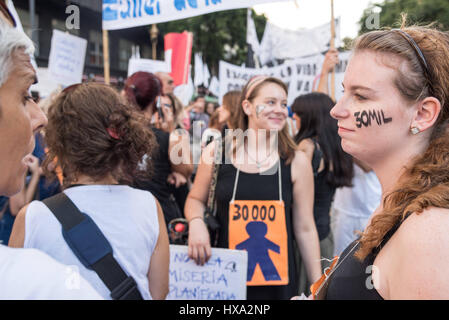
[1,3,449,300]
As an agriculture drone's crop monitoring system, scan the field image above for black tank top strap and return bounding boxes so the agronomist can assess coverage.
[372,211,414,256]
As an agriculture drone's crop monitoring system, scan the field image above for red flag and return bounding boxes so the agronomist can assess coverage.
[164,31,193,86]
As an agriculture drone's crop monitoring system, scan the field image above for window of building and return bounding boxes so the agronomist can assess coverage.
[118,38,134,71]
[51,18,80,36]
[88,30,103,67]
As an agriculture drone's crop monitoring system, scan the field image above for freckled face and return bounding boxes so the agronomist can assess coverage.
[0,50,47,196]
[330,51,416,165]
[247,82,288,132]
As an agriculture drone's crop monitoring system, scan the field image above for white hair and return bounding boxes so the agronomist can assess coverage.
[0,19,34,87]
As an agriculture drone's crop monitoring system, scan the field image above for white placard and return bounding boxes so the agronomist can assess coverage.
[128,58,171,77]
[167,245,248,300]
[102,0,290,31]
[219,51,351,104]
[48,30,87,87]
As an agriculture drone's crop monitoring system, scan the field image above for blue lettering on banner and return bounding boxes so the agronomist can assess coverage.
[144,0,161,15]
[120,0,131,18]
[205,0,222,5]
[102,0,118,21]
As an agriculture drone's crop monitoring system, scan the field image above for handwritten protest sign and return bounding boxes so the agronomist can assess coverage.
[167,245,248,300]
[128,57,171,77]
[102,0,290,30]
[219,51,351,104]
[48,30,87,87]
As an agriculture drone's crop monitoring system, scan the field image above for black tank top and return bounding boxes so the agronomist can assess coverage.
[325,215,410,300]
[311,140,336,241]
[133,127,181,224]
[214,158,298,300]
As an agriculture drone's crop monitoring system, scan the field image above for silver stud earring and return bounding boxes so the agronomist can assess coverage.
[410,127,420,135]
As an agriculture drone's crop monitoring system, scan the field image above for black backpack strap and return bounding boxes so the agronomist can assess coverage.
[43,193,143,300]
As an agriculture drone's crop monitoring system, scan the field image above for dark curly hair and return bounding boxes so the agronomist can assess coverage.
[43,83,157,187]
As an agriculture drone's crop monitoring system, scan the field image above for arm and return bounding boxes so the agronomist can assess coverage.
[185,142,216,265]
[316,49,339,95]
[147,200,170,300]
[8,204,29,248]
[9,155,41,216]
[386,208,449,299]
[297,139,315,163]
[291,150,322,283]
[169,130,194,179]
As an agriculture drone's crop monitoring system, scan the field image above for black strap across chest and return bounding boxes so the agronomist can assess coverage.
[43,192,143,300]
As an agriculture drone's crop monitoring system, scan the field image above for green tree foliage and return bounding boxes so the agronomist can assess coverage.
[158,9,266,75]
[359,0,449,35]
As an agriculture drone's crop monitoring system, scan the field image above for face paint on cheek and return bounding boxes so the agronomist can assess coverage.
[256,105,267,118]
[354,109,393,128]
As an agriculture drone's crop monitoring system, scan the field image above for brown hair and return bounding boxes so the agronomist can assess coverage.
[222,90,241,129]
[43,83,157,187]
[208,109,223,131]
[234,77,297,163]
[353,21,449,260]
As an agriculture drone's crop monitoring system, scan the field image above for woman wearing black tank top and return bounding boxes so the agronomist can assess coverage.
[312,20,449,300]
[185,76,322,300]
[292,92,353,294]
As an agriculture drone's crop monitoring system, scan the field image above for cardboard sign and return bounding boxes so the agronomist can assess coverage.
[229,200,288,286]
[48,30,87,87]
[167,245,248,300]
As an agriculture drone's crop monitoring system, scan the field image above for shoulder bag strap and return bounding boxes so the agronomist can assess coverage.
[43,193,143,300]
[205,138,224,216]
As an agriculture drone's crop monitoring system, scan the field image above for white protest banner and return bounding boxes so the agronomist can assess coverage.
[167,245,248,300]
[219,54,323,104]
[259,18,341,65]
[219,51,351,104]
[102,0,290,30]
[48,30,87,87]
[128,57,171,77]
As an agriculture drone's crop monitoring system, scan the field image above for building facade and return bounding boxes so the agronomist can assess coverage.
[13,0,164,84]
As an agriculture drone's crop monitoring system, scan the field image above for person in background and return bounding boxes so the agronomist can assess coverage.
[205,101,218,118]
[155,72,175,95]
[10,83,169,300]
[291,92,354,294]
[217,90,242,131]
[123,72,193,226]
[186,76,322,300]
[0,19,101,299]
[0,155,40,245]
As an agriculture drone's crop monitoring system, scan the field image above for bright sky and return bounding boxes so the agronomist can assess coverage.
[254,0,376,39]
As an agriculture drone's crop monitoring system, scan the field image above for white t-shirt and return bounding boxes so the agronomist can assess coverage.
[332,164,382,218]
[23,185,160,300]
[0,245,102,300]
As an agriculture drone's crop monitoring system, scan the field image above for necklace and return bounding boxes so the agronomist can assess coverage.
[244,143,278,168]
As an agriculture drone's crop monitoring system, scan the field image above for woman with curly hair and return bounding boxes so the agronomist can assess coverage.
[9,83,169,300]
[317,21,449,299]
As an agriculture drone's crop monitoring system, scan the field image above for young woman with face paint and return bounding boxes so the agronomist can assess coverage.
[185,76,322,300]
[317,22,449,299]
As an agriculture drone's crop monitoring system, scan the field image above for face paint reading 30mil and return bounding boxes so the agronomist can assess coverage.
[354,109,392,128]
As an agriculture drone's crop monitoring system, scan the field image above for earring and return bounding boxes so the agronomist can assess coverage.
[410,127,420,135]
